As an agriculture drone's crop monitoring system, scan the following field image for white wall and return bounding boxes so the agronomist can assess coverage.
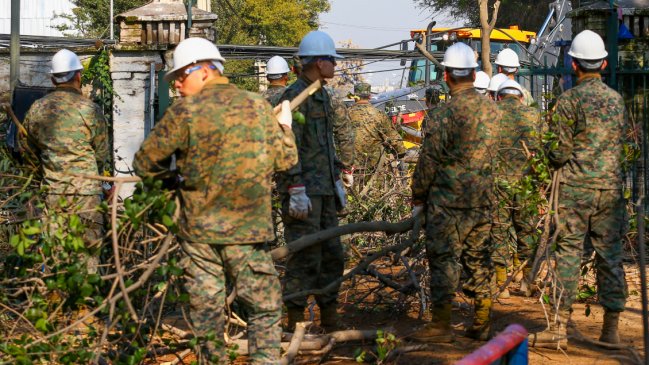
[0,0,75,36]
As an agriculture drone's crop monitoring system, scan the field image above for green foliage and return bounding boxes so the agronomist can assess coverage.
[53,0,148,38]
[415,0,555,31]
[81,49,115,121]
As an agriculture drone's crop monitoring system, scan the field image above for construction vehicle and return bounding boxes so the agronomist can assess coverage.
[372,0,572,147]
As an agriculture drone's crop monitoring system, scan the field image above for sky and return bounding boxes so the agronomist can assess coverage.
[319,0,464,87]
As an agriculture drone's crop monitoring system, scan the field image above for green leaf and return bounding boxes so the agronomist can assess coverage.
[162,215,174,228]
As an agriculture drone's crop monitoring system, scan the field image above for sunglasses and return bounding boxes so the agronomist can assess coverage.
[176,64,217,82]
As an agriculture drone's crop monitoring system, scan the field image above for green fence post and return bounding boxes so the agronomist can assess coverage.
[607,0,618,89]
[157,70,170,121]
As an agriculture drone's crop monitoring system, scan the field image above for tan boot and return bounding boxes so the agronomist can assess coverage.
[407,304,453,343]
[518,268,533,297]
[512,254,524,282]
[528,309,569,349]
[320,305,342,332]
[465,298,492,341]
[599,311,620,344]
[495,265,510,299]
[286,307,304,332]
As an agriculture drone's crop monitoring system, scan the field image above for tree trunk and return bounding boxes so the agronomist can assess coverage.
[478,0,501,76]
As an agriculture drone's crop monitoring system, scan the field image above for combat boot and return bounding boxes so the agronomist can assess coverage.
[465,298,492,341]
[320,305,342,332]
[407,303,453,343]
[512,253,523,282]
[494,265,510,299]
[528,309,570,349]
[599,311,620,344]
[286,307,304,332]
[518,268,534,297]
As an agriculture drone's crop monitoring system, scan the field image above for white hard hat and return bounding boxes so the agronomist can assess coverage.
[266,56,290,75]
[494,48,520,68]
[487,73,509,92]
[165,37,226,82]
[497,79,524,97]
[473,71,490,89]
[568,29,608,60]
[441,42,478,74]
[297,31,344,59]
[50,49,83,74]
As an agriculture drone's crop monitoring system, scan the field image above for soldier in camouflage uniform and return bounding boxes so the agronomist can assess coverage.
[278,31,347,332]
[22,49,111,271]
[494,48,535,107]
[529,30,630,350]
[490,79,541,299]
[348,82,405,188]
[328,86,356,187]
[410,42,501,342]
[262,56,290,106]
[133,38,298,364]
[291,53,355,187]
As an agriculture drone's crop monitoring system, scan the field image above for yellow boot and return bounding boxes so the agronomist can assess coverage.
[407,303,454,343]
[495,265,511,299]
[465,298,492,341]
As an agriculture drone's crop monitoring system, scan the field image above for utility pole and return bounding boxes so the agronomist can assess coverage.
[9,0,20,103]
[110,0,114,39]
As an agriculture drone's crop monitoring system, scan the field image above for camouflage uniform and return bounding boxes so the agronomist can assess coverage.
[262,84,286,107]
[522,86,535,107]
[278,76,345,311]
[491,95,541,267]
[411,84,501,306]
[134,79,298,364]
[547,75,628,313]
[348,102,406,171]
[326,86,355,171]
[22,86,110,266]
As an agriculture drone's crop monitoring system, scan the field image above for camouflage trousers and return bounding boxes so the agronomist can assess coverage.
[282,195,344,309]
[180,242,282,365]
[45,194,103,273]
[554,185,627,313]
[425,205,493,306]
[490,191,539,267]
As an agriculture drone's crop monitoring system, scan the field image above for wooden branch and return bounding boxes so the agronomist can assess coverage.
[271,216,416,261]
[283,219,421,301]
[413,34,444,70]
[111,181,139,321]
[280,321,311,365]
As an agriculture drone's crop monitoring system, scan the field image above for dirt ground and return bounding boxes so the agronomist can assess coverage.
[151,263,647,365]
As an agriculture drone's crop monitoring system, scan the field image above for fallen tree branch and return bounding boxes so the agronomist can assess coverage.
[272,216,416,261]
[280,321,311,365]
[283,219,421,301]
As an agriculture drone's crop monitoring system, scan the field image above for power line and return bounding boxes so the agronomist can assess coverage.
[320,21,416,32]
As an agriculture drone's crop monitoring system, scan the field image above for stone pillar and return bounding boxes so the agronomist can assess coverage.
[110,51,163,197]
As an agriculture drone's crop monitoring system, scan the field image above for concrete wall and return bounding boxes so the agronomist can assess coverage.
[110,51,163,196]
[0,50,93,94]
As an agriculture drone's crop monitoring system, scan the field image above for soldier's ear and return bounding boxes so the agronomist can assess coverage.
[600,59,609,71]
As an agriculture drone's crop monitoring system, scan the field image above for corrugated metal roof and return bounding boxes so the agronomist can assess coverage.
[0,0,75,37]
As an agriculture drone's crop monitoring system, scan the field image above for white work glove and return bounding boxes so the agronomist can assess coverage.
[288,185,311,220]
[341,169,354,188]
[278,100,292,129]
[335,179,347,208]
[412,204,424,218]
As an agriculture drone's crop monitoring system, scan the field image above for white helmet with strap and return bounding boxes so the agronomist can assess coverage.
[165,37,226,82]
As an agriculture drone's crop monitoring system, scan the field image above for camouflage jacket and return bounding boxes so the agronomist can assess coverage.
[133,79,298,245]
[276,77,341,195]
[22,86,110,195]
[348,102,405,169]
[522,86,535,107]
[262,84,286,107]
[412,84,501,208]
[326,86,355,170]
[495,95,541,183]
[547,75,629,189]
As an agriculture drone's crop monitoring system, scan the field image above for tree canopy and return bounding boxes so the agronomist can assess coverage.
[416,0,555,32]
